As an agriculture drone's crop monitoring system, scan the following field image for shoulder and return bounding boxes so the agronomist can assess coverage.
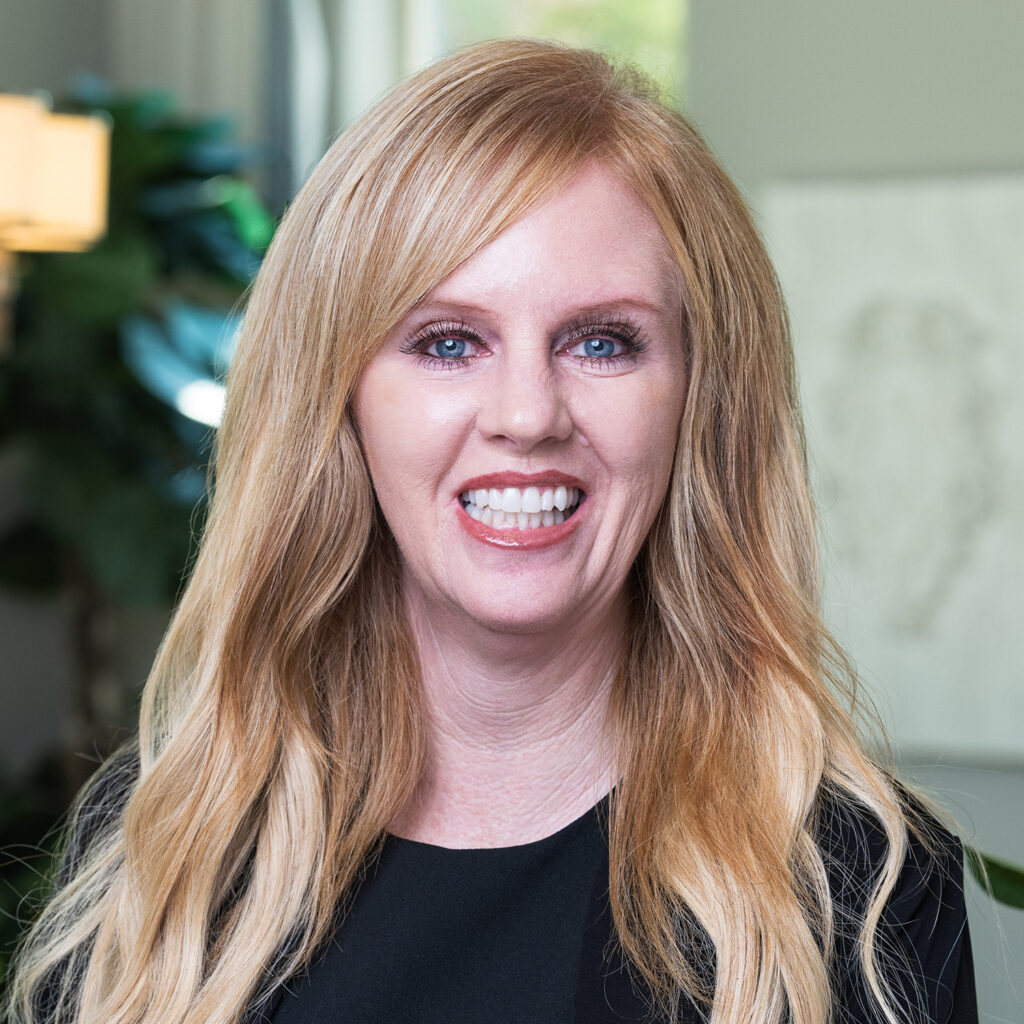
[57,743,139,884]
[814,781,977,1024]
[813,780,966,916]
[23,749,139,1024]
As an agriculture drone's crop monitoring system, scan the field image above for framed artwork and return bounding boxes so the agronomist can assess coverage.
[763,177,1024,761]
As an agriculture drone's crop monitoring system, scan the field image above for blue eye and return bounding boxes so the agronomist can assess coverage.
[579,337,617,358]
[400,321,484,370]
[563,320,648,370]
[428,337,467,358]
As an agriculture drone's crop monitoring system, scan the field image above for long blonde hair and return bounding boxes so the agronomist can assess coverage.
[10,39,924,1024]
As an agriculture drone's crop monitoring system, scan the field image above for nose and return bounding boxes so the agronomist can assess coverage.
[474,340,573,451]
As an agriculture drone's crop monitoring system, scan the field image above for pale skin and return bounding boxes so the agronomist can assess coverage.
[352,161,688,847]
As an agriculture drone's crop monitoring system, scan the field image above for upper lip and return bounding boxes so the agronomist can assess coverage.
[455,470,588,497]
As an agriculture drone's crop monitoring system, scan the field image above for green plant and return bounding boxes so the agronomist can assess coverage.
[0,80,273,994]
[0,80,273,763]
[966,847,1024,909]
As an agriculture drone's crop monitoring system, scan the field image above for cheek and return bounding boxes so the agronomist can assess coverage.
[588,373,686,489]
[352,367,475,504]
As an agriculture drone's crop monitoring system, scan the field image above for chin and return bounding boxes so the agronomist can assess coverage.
[454,591,578,637]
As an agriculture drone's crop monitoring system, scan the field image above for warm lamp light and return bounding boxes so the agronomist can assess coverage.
[0,95,43,225]
[0,93,111,353]
[0,93,110,253]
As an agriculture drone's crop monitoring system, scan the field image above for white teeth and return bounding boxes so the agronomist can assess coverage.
[459,483,585,527]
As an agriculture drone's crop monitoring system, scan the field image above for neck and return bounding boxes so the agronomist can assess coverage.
[390,580,627,847]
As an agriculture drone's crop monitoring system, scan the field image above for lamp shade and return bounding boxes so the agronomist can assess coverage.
[0,94,110,252]
[0,95,43,225]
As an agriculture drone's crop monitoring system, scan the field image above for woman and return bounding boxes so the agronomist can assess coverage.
[9,40,975,1024]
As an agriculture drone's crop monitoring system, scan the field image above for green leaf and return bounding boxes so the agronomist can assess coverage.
[4,81,263,623]
[966,846,1024,909]
[27,437,193,606]
[82,480,193,604]
[24,232,160,327]
[214,178,276,252]
[29,434,119,547]
[0,519,63,593]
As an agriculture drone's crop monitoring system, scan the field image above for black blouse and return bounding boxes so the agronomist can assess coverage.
[266,792,977,1024]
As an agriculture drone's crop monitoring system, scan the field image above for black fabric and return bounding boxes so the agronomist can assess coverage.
[270,801,608,1024]
[265,792,977,1024]
[40,755,978,1024]
[817,787,978,1024]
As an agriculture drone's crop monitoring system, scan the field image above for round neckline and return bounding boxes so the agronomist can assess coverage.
[385,789,611,854]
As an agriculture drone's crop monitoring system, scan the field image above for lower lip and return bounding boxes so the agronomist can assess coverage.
[456,500,586,550]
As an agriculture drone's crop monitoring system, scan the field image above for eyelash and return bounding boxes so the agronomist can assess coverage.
[399,317,649,372]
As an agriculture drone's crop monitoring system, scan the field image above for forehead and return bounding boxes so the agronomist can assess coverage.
[423,161,682,315]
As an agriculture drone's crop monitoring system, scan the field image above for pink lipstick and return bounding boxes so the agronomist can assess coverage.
[454,470,588,550]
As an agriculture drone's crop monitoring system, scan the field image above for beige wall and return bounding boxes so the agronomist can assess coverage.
[688,0,1024,762]
[0,0,109,94]
[689,0,1024,199]
[107,0,267,142]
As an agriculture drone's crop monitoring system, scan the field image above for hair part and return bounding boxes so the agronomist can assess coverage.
[9,39,928,1024]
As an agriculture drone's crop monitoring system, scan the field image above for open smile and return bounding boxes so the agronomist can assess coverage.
[455,483,587,550]
[458,485,585,529]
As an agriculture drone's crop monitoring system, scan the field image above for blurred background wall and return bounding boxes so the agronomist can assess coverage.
[687,7,1024,1019]
[689,0,1024,197]
[1,0,1020,1019]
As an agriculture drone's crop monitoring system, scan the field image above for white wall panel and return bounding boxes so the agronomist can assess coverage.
[764,176,1024,761]
[107,0,267,142]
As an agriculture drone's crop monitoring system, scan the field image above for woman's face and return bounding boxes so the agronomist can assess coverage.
[352,161,688,634]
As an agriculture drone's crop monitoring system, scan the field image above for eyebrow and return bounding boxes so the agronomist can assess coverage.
[408,296,669,319]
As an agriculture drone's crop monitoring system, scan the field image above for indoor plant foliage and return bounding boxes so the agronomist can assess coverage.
[0,81,273,991]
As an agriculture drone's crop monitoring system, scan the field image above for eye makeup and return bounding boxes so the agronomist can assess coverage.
[399,313,650,372]
[561,314,648,371]
[399,320,485,371]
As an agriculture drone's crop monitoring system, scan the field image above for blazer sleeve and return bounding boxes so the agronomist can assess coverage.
[55,745,138,884]
[32,748,139,1023]
[820,787,979,1024]
[880,826,977,1024]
